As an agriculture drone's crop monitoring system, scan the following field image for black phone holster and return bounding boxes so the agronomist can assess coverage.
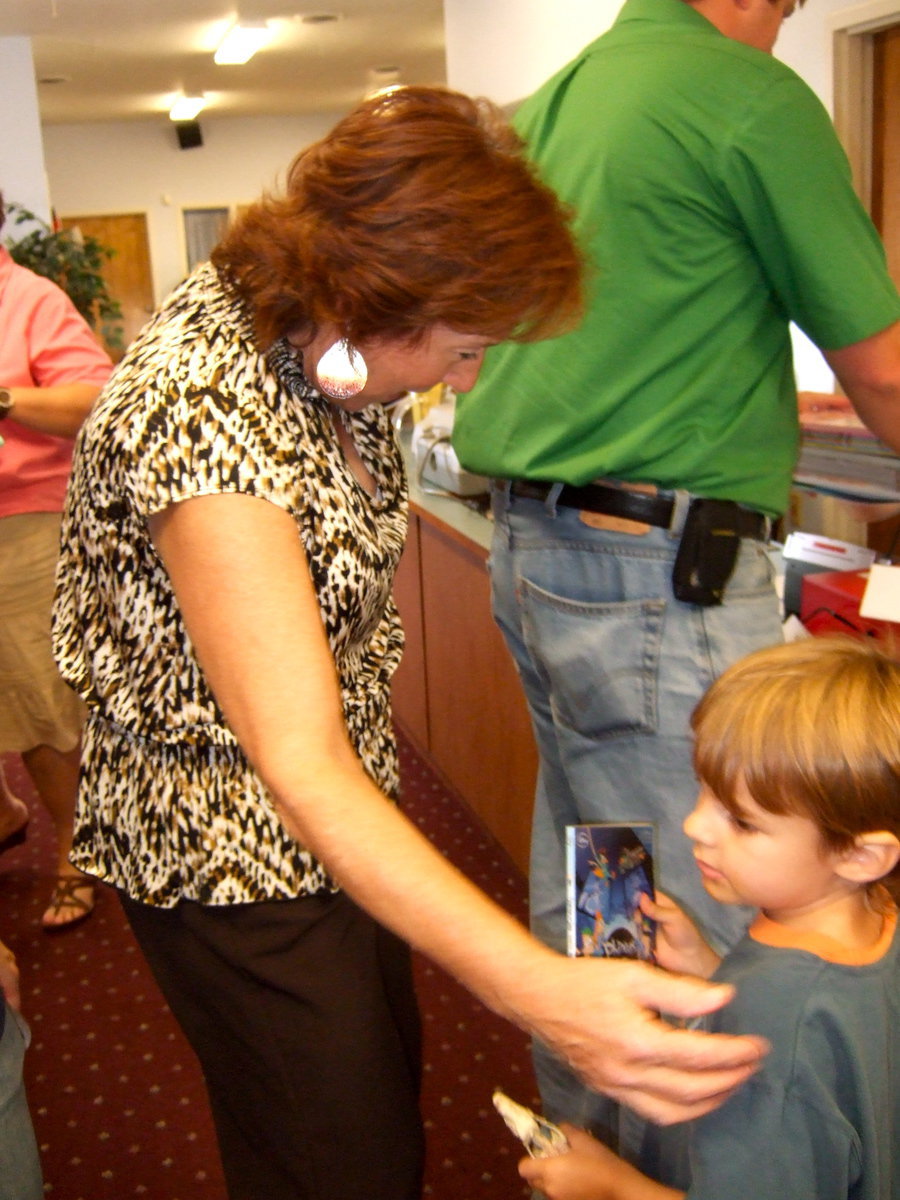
[671,498,747,607]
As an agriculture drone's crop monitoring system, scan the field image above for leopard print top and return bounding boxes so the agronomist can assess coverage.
[52,263,408,906]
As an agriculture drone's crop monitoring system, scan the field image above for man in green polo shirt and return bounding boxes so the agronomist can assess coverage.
[453,0,900,1150]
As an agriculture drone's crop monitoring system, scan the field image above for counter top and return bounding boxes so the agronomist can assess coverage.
[399,431,493,553]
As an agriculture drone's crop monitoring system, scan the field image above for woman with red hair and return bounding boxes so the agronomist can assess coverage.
[52,87,763,1199]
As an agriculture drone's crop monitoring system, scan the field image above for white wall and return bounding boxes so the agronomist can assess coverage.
[0,38,50,226]
[444,0,617,106]
[42,111,338,301]
[444,0,849,115]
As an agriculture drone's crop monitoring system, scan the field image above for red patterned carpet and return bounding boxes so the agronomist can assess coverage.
[0,733,537,1199]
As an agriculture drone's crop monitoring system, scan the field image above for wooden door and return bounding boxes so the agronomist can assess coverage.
[870,28,900,557]
[60,212,155,360]
[872,25,900,286]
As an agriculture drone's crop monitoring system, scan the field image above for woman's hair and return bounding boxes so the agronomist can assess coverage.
[212,86,584,350]
[692,636,900,869]
[0,191,5,234]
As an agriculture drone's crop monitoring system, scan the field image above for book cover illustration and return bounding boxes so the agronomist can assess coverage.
[566,823,656,960]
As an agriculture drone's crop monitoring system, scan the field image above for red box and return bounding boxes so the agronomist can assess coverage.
[800,569,899,644]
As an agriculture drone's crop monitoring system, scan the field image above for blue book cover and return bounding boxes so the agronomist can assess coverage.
[566,823,656,960]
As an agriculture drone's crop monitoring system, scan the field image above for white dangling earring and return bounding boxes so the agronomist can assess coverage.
[315,339,368,400]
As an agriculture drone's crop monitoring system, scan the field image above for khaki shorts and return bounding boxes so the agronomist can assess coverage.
[0,512,84,753]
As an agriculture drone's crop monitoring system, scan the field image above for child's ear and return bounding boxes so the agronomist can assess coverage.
[834,832,900,885]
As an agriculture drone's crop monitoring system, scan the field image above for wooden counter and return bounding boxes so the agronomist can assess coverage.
[391,462,537,876]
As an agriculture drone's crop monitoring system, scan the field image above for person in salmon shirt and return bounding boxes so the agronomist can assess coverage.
[0,191,113,928]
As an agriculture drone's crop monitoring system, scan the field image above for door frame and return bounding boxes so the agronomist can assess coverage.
[831,0,900,210]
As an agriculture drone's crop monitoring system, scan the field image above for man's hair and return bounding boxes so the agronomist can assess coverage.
[0,191,5,234]
[692,636,900,871]
[212,86,584,350]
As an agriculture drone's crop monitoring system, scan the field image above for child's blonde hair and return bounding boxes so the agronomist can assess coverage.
[691,636,900,885]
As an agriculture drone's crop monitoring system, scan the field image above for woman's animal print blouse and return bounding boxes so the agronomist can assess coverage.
[52,263,408,906]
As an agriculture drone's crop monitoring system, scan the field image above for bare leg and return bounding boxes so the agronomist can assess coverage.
[20,743,94,930]
[0,762,29,844]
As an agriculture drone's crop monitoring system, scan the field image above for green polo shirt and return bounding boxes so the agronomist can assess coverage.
[453,0,900,516]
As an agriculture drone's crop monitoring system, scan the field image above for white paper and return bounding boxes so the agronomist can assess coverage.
[860,564,900,624]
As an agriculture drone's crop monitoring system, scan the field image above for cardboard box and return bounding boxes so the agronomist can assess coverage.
[781,532,875,616]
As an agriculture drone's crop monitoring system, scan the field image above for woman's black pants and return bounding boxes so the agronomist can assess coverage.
[120,889,424,1200]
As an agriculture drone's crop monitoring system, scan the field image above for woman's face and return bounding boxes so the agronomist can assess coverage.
[307,325,495,409]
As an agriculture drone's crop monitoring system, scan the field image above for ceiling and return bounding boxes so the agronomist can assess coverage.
[0,0,447,125]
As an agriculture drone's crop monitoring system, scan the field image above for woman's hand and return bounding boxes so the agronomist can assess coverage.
[506,950,765,1125]
[519,1124,684,1200]
[640,891,721,979]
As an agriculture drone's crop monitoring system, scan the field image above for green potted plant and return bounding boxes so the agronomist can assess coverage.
[4,202,124,351]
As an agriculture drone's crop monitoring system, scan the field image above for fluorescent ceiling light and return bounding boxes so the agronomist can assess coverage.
[169,94,206,121]
[214,22,272,65]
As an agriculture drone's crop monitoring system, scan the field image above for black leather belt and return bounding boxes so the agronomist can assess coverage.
[507,479,768,540]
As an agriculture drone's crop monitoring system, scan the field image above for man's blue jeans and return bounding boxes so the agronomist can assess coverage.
[488,485,783,1140]
[0,1003,42,1200]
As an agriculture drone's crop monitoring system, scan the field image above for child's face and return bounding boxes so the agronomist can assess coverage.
[683,779,849,922]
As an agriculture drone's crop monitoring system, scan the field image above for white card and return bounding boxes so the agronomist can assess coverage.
[860,564,900,624]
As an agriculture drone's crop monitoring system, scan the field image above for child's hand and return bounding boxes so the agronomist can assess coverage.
[519,1123,687,1200]
[640,892,721,979]
[518,1124,618,1200]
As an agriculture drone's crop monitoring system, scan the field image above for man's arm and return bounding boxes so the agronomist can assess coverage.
[823,319,900,453]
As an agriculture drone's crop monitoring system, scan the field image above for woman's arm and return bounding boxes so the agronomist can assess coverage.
[148,491,767,1124]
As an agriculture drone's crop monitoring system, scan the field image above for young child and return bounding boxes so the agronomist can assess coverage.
[519,635,900,1200]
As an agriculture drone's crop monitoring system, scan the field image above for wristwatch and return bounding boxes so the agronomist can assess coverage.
[0,389,13,420]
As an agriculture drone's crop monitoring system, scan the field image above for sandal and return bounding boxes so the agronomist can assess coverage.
[42,875,95,932]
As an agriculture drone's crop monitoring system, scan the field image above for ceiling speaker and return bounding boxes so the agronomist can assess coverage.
[175,120,203,150]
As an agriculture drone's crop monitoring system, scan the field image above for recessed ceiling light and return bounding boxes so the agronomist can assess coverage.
[214,22,272,65]
[301,13,340,23]
[169,94,207,121]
